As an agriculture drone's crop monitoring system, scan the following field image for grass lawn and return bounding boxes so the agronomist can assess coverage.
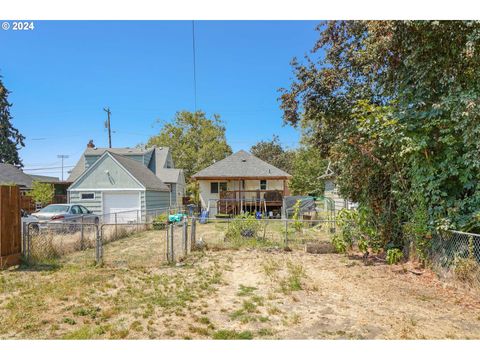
[1,230,480,339]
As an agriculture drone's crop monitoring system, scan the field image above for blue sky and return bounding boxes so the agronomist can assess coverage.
[0,21,320,179]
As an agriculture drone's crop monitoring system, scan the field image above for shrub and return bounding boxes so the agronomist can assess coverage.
[152,213,168,230]
[225,215,261,242]
[332,208,380,255]
[386,248,403,265]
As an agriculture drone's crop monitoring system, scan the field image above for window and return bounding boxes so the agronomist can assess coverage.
[79,205,91,214]
[70,205,81,215]
[211,182,218,194]
[211,182,227,194]
[220,182,227,192]
[260,179,267,190]
[81,193,95,200]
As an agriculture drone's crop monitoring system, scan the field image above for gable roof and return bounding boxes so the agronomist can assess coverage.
[154,147,171,170]
[28,174,61,183]
[67,147,155,183]
[0,163,33,188]
[108,152,170,191]
[156,168,184,184]
[191,150,292,179]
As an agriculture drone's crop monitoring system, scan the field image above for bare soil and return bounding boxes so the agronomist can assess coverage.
[1,230,479,339]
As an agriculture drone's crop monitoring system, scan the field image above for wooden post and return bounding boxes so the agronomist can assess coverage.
[190,217,196,252]
[183,219,188,255]
[0,186,22,268]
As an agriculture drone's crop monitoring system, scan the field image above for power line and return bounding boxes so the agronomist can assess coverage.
[24,165,75,171]
[192,20,197,112]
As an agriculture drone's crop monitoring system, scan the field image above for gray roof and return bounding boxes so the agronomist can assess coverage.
[109,152,169,191]
[154,147,171,170]
[156,168,184,184]
[27,174,61,183]
[85,147,147,155]
[0,163,33,188]
[67,147,153,182]
[192,150,292,179]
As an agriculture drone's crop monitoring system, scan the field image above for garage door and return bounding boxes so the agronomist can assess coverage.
[103,191,140,223]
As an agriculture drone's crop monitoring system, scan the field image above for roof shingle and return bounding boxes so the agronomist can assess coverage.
[192,150,291,179]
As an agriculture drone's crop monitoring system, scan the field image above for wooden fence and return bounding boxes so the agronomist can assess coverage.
[0,185,22,268]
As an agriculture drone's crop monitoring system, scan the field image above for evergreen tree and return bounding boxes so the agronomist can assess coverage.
[0,77,25,167]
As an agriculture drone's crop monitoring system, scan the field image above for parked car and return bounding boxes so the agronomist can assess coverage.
[30,204,99,231]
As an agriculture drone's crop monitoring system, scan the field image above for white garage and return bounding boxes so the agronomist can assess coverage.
[68,151,171,223]
[103,191,140,223]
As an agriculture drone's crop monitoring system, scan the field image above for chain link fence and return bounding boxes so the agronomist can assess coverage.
[191,218,336,251]
[430,230,480,286]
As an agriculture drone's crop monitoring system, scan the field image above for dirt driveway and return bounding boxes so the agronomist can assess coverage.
[1,231,479,339]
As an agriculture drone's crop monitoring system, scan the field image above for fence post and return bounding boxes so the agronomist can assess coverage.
[136,210,139,232]
[190,217,196,252]
[80,215,85,250]
[114,213,118,239]
[95,224,102,265]
[284,219,288,247]
[168,223,174,263]
[183,218,188,256]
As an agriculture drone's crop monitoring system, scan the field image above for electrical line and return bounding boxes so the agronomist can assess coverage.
[192,20,197,112]
[24,165,75,171]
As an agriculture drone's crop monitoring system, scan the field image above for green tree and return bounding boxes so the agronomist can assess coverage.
[289,146,327,197]
[250,135,295,173]
[281,20,480,244]
[0,77,25,166]
[27,181,54,207]
[147,111,232,181]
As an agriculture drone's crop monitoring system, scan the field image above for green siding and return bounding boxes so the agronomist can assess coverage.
[85,155,101,169]
[145,190,170,210]
[68,190,103,214]
[70,155,143,190]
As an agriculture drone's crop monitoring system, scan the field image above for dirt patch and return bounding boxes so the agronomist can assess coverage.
[1,231,480,339]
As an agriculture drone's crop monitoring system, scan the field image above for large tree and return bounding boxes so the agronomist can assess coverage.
[0,77,25,167]
[249,135,295,174]
[288,146,327,197]
[281,21,480,244]
[147,111,232,181]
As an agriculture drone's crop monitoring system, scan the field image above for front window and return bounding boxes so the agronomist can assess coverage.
[260,179,267,190]
[211,182,227,194]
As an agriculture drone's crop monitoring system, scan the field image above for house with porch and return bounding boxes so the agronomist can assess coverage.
[191,150,292,217]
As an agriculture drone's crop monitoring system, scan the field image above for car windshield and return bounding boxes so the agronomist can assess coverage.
[38,205,70,213]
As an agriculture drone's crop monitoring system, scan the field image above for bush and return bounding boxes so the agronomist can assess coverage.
[386,248,403,265]
[152,213,168,230]
[224,215,261,242]
[332,208,381,255]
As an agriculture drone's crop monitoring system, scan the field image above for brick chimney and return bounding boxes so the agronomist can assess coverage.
[87,140,95,148]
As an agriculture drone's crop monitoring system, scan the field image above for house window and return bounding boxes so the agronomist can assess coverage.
[81,193,95,200]
[260,179,267,190]
[211,182,218,194]
[210,182,227,194]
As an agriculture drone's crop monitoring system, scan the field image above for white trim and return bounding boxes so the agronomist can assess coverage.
[69,188,143,191]
[69,151,146,190]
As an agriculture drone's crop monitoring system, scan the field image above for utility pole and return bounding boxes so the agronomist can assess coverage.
[57,154,69,181]
[103,107,112,148]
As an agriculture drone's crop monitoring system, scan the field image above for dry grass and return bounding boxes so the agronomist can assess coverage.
[2,230,480,339]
